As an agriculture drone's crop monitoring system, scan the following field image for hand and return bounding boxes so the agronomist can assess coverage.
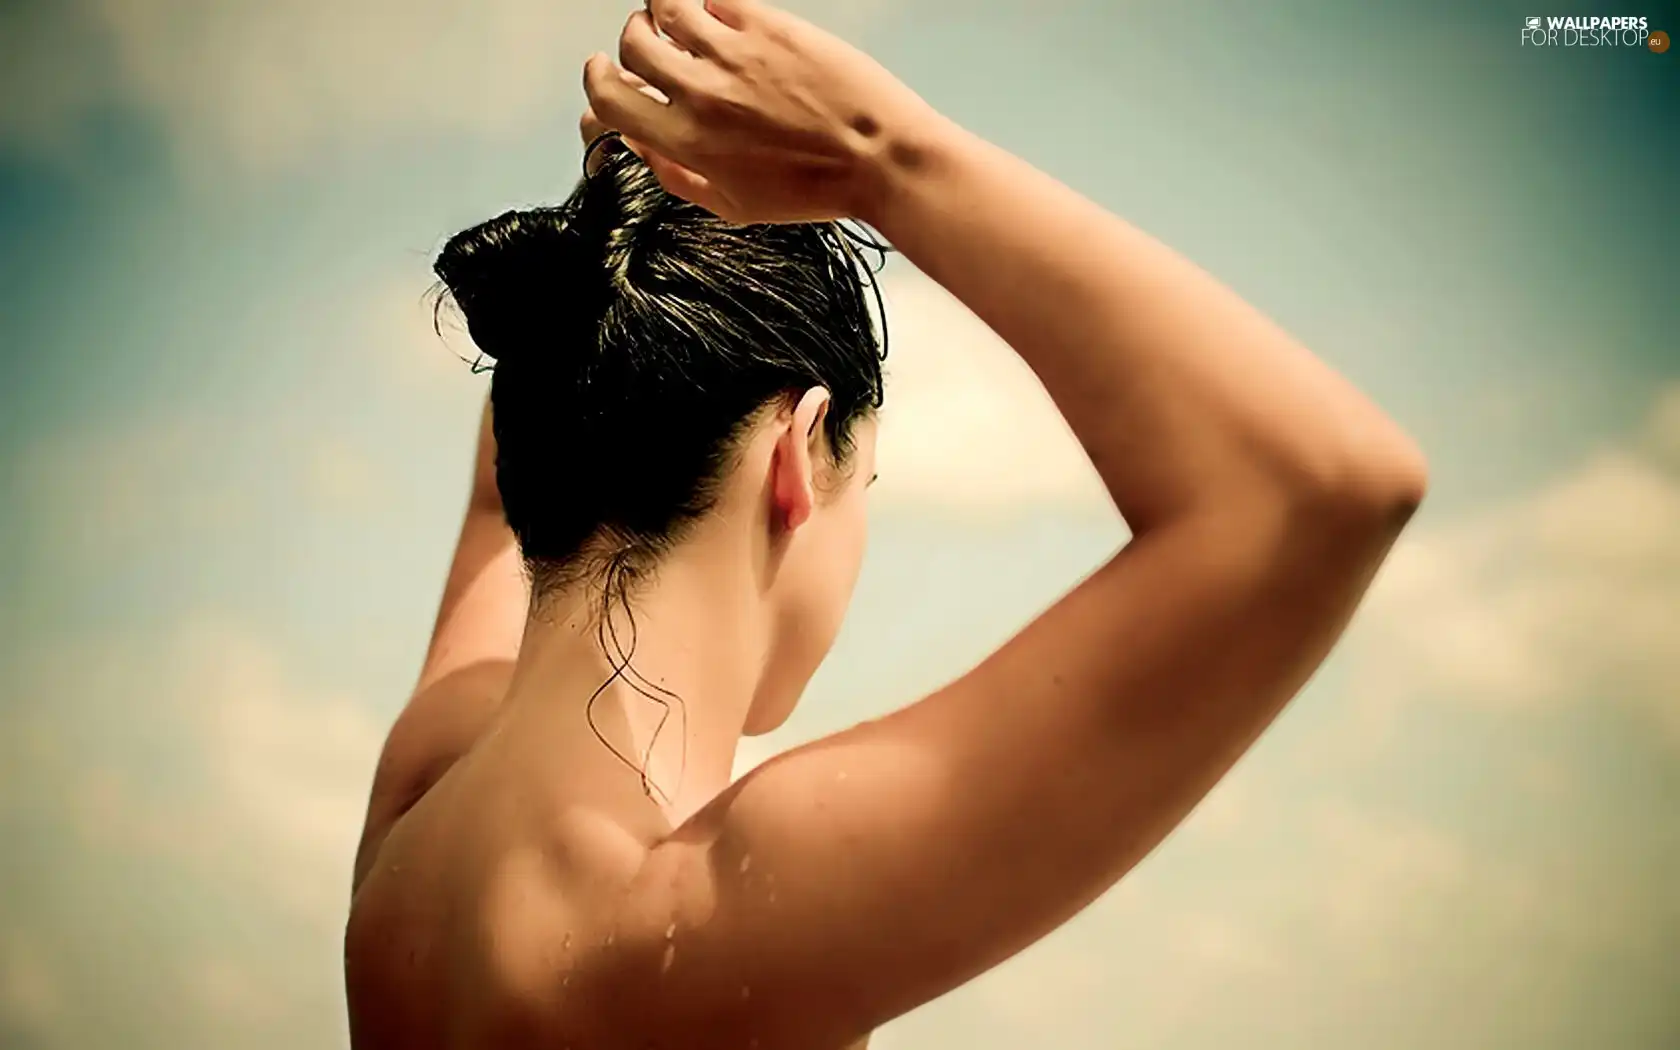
[579,70,662,174]
[581,0,932,225]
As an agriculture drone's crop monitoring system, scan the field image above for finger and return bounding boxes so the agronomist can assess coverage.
[579,106,606,147]
[583,52,692,158]
[618,10,696,101]
[604,65,673,106]
[701,0,754,31]
[649,0,735,61]
[622,69,672,106]
[639,147,742,222]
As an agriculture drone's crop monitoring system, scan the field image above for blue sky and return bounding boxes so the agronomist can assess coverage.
[1,1,1676,1048]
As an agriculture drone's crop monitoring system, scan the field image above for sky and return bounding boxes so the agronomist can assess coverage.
[0,0,1676,1048]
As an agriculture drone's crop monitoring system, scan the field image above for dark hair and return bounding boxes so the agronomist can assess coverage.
[433,137,888,599]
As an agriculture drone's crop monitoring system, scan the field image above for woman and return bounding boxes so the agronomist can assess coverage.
[344,1,1429,1047]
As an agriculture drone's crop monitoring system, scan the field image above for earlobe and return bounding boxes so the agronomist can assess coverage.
[772,423,816,532]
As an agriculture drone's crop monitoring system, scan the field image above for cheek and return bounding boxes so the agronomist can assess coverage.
[843,492,870,589]
[826,483,870,602]
[805,491,869,638]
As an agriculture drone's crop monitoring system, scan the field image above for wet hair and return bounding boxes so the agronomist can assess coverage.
[433,136,888,603]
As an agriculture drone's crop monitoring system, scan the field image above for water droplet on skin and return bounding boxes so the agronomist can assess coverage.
[562,974,571,988]
[739,854,752,874]
[562,932,573,950]
[664,922,677,940]
[661,942,677,973]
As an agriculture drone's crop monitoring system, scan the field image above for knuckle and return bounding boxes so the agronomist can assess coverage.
[694,81,745,121]
[685,89,720,118]
[671,125,705,158]
[618,12,647,53]
[657,3,694,33]
[687,70,739,111]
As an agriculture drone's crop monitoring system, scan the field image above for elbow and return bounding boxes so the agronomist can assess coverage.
[1354,433,1429,520]
[1383,444,1430,520]
[1299,431,1430,533]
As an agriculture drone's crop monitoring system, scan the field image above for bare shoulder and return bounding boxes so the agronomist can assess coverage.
[353,659,516,890]
[347,734,664,1050]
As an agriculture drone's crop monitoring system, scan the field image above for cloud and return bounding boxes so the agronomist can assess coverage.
[9,414,243,593]
[0,934,64,1042]
[1,0,895,173]
[1643,383,1680,466]
[1349,382,1680,746]
[892,779,1673,1050]
[186,624,385,904]
[0,619,383,1046]
[5,392,425,586]
[873,267,1110,515]
[884,793,1523,1050]
[2,0,621,172]
[1309,801,1469,946]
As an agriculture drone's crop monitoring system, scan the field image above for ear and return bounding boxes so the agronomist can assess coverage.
[770,388,832,532]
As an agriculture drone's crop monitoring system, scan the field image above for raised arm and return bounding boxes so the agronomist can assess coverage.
[410,398,527,694]
[353,397,528,888]
[580,2,1426,1046]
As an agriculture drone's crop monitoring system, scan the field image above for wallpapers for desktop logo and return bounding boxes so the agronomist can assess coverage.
[1520,15,1669,50]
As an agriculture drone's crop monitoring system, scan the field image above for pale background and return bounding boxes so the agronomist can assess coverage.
[1,1,1676,1047]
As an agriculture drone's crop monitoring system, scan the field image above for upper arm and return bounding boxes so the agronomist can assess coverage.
[597,499,1412,1048]
[354,400,528,886]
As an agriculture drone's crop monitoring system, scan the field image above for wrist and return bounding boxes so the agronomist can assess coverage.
[852,104,967,236]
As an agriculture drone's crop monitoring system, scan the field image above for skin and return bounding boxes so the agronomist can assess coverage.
[345,2,1431,1048]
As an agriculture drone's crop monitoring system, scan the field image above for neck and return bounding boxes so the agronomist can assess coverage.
[507,534,770,823]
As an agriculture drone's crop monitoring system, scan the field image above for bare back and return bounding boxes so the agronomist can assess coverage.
[346,665,872,1050]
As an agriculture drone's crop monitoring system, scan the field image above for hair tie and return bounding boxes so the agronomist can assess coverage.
[583,130,630,179]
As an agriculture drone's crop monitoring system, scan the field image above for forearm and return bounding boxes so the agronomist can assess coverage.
[468,396,503,512]
[864,117,1426,532]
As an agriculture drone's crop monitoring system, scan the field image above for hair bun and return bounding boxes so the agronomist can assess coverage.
[433,204,593,367]
[433,148,683,371]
